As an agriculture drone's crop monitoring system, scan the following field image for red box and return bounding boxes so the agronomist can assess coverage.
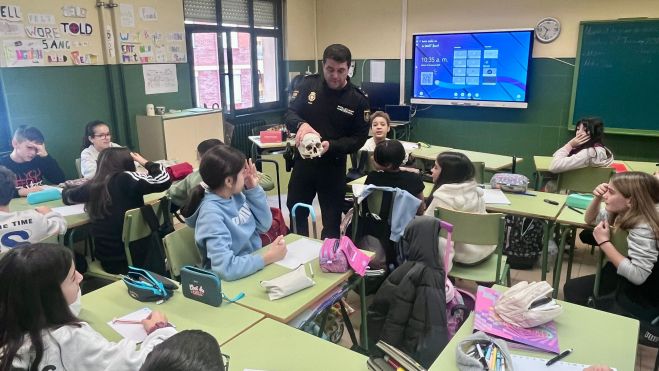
[260,130,283,143]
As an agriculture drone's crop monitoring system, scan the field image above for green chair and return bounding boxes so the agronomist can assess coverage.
[472,161,485,184]
[86,197,171,281]
[163,225,202,279]
[592,228,629,299]
[434,206,510,286]
[557,166,615,194]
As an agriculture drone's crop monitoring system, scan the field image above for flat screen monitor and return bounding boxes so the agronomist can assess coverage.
[361,82,399,111]
[411,29,534,109]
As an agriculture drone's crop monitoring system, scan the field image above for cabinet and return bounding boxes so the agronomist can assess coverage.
[136,109,223,165]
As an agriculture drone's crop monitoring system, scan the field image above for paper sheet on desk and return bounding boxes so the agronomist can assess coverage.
[107,307,151,342]
[511,354,617,371]
[52,203,86,217]
[352,184,365,197]
[275,238,323,269]
[483,188,511,205]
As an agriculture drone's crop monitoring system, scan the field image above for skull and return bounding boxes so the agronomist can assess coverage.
[297,132,323,159]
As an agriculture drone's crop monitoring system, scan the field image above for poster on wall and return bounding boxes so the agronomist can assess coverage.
[3,39,44,66]
[143,63,178,94]
[119,3,135,27]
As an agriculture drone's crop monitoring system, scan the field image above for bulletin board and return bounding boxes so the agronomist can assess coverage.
[0,1,104,67]
[0,0,187,67]
[113,0,186,64]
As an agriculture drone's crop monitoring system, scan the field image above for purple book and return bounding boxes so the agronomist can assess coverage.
[474,286,560,354]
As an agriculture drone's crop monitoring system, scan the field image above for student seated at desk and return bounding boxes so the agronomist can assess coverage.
[0,126,65,197]
[549,117,614,174]
[0,243,176,371]
[424,152,495,270]
[564,172,659,321]
[168,138,273,211]
[182,145,286,281]
[80,120,124,179]
[0,166,67,252]
[360,111,410,164]
[365,139,425,215]
[62,148,171,275]
[140,330,225,371]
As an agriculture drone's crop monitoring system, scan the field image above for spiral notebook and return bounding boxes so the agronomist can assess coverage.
[511,354,617,371]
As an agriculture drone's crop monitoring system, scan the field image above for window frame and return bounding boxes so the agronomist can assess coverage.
[185,0,286,117]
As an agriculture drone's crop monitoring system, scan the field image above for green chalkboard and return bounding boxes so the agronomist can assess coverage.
[569,19,659,136]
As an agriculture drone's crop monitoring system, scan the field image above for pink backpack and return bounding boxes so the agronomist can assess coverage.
[319,236,370,276]
[440,220,476,339]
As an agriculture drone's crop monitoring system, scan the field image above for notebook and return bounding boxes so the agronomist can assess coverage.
[511,354,617,371]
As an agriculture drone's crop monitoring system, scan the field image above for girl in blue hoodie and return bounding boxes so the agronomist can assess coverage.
[181,145,287,281]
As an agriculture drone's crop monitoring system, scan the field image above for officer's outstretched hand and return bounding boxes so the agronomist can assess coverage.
[321,141,329,155]
[295,123,319,146]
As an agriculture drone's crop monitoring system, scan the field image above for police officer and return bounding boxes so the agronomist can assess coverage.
[285,44,370,238]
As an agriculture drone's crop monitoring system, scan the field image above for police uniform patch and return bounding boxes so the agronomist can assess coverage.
[291,90,299,100]
[308,91,316,103]
[364,109,371,123]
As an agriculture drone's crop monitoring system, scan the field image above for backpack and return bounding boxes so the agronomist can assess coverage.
[502,215,545,269]
[260,207,289,246]
[131,198,174,277]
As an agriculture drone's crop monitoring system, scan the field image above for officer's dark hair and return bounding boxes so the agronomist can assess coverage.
[180,145,246,218]
[373,140,405,171]
[13,125,45,144]
[196,138,224,157]
[0,166,17,206]
[322,44,351,66]
[139,330,225,371]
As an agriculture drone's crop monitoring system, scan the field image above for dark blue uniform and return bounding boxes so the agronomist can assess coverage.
[285,74,370,238]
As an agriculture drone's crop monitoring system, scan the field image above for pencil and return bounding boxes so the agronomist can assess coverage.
[112,318,144,325]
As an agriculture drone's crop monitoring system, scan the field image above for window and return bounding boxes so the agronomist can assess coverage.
[184,0,283,115]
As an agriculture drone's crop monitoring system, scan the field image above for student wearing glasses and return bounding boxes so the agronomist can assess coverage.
[80,120,122,179]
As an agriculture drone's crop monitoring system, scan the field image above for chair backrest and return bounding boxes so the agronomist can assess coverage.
[472,161,484,184]
[434,206,505,246]
[75,158,82,178]
[122,198,170,265]
[557,167,614,194]
[163,225,201,278]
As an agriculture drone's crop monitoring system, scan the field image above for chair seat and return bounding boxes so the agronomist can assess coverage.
[260,173,275,191]
[450,254,508,283]
[86,259,122,281]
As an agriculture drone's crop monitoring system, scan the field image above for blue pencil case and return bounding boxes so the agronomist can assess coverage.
[26,188,61,205]
[566,193,594,209]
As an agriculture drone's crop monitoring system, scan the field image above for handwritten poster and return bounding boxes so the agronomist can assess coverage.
[119,3,134,27]
[3,39,44,66]
[143,63,178,94]
[139,7,157,21]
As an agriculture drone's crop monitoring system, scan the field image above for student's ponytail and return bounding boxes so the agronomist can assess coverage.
[179,145,246,218]
[180,185,206,218]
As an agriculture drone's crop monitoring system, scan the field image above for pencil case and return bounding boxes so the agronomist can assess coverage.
[455,331,514,371]
[27,188,61,204]
[180,265,245,307]
[566,193,594,210]
[260,265,314,300]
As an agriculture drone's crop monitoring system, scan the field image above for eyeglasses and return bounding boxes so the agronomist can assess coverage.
[93,133,111,139]
[221,353,230,371]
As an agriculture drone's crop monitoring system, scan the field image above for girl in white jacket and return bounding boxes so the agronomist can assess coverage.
[0,243,176,371]
[424,152,495,270]
[549,117,614,173]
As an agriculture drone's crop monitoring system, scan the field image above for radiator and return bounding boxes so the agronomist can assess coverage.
[231,119,267,156]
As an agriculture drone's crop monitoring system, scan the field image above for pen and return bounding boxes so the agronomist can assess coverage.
[517,192,537,197]
[112,318,144,325]
[309,263,314,278]
[475,343,489,370]
[567,206,584,214]
[546,348,573,366]
[544,199,559,205]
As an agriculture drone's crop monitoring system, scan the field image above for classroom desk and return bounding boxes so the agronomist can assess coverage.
[348,175,434,198]
[452,149,523,172]
[429,285,639,371]
[220,234,370,349]
[8,191,166,228]
[486,191,567,283]
[410,144,454,161]
[624,160,658,174]
[79,281,265,346]
[223,318,367,371]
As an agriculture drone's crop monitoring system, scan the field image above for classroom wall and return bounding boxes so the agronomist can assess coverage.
[304,0,659,180]
[0,0,191,179]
